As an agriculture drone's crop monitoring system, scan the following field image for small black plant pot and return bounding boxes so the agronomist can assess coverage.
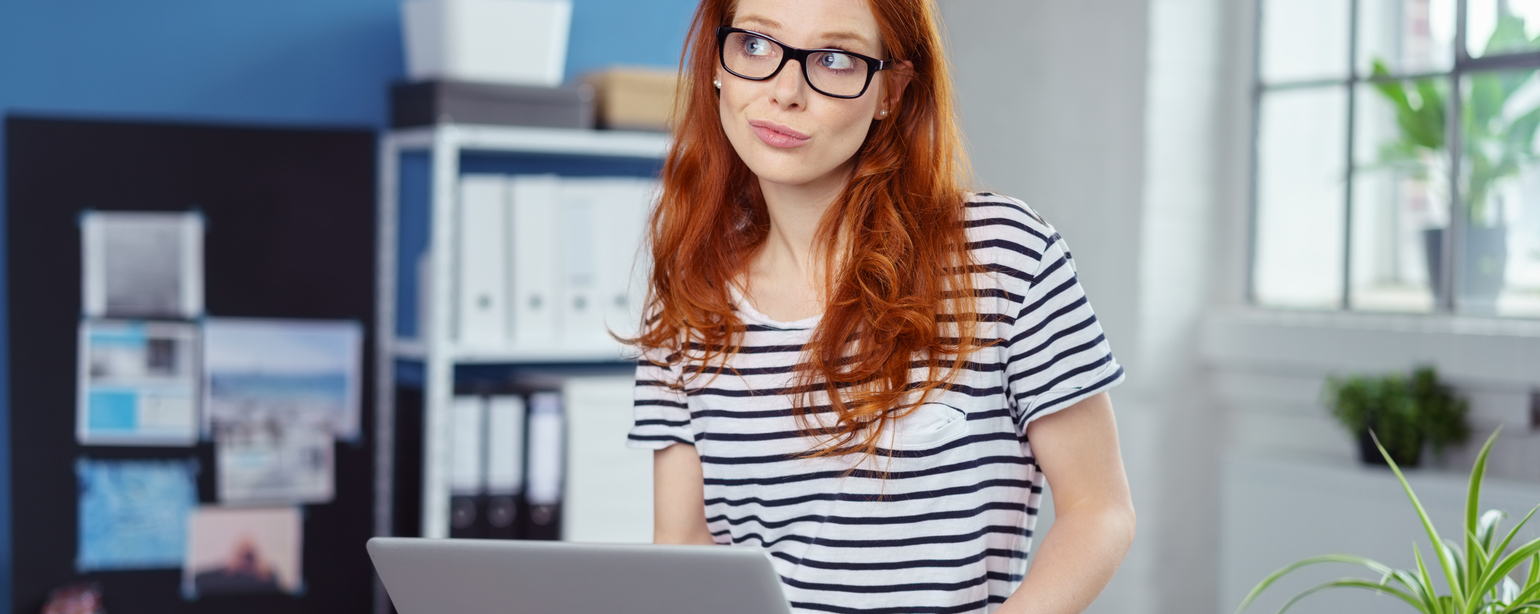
[1359,431,1421,467]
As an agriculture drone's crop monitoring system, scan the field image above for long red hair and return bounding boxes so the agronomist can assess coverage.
[632,0,985,459]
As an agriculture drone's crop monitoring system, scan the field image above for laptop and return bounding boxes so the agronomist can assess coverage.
[368,537,794,614]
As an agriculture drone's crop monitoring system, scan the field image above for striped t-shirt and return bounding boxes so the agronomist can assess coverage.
[627,192,1124,614]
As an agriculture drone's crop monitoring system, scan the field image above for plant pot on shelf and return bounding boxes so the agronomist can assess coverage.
[1421,225,1508,313]
[1357,430,1420,467]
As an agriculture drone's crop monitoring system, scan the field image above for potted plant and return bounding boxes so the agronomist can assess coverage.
[1236,429,1540,613]
[1324,366,1470,467]
[1369,10,1540,312]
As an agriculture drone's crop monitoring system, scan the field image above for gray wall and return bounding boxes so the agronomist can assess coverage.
[938,1,1237,612]
[938,0,1148,361]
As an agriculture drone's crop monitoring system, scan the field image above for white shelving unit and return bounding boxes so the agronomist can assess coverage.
[373,124,669,539]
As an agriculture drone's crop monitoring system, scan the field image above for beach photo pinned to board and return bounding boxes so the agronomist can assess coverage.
[201,318,362,441]
[76,321,200,446]
[80,210,203,319]
[183,506,303,598]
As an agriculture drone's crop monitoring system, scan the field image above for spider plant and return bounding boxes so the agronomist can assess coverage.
[1236,428,1540,614]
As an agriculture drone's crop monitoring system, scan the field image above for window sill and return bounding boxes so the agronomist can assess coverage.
[1200,306,1540,386]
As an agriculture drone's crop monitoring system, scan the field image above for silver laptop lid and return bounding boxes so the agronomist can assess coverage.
[368,537,793,614]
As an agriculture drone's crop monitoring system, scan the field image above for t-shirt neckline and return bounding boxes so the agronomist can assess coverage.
[729,285,823,330]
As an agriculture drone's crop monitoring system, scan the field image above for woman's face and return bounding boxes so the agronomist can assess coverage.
[718,0,897,193]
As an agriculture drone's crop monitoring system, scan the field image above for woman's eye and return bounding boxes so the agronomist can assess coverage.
[819,52,856,71]
[744,36,771,56]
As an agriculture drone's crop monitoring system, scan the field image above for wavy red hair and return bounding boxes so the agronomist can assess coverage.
[631,0,985,459]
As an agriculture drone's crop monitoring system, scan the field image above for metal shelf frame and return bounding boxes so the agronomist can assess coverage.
[373,124,669,542]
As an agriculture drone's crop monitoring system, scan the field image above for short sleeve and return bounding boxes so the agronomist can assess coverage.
[626,345,694,449]
[1004,230,1125,432]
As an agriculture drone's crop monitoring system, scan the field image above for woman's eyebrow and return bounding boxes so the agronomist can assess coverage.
[735,14,874,49]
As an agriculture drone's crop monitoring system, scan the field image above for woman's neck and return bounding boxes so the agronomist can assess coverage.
[759,176,843,277]
[741,166,853,321]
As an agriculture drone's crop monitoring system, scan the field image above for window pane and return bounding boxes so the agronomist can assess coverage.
[1359,0,1455,76]
[1254,88,1349,309]
[1351,79,1451,313]
[1459,69,1540,316]
[1261,0,1351,83]
[1467,0,1540,57]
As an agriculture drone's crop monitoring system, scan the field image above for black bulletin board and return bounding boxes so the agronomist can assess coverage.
[6,116,377,614]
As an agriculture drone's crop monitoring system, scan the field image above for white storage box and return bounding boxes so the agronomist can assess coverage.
[402,0,572,86]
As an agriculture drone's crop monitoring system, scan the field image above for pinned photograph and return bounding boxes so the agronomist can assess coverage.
[217,424,333,505]
[77,321,199,446]
[76,458,198,572]
[183,506,303,597]
[203,318,362,441]
[81,211,203,319]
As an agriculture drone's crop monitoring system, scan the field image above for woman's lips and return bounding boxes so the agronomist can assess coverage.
[749,120,809,148]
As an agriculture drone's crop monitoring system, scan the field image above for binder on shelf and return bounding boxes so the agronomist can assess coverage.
[557,181,604,344]
[483,394,526,539]
[592,178,658,339]
[523,391,564,540]
[508,175,562,348]
[455,175,511,348]
[562,376,652,543]
[449,395,486,538]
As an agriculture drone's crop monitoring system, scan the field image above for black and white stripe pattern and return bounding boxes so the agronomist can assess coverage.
[629,193,1124,614]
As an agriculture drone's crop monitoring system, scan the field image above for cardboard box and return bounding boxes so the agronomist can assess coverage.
[584,68,679,132]
[402,0,572,86]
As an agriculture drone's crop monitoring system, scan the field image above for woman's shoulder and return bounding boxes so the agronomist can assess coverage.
[960,191,1062,272]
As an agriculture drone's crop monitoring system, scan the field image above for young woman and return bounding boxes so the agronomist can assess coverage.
[626,0,1136,612]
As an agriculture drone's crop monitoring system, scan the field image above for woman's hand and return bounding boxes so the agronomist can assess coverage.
[653,443,718,545]
[996,392,1136,614]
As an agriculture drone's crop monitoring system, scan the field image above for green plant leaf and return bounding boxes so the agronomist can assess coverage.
[1480,510,1508,553]
[1272,578,1426,614]
[1471,73,1506,136]
[1235,554,1401,613]
[1485,12,1531,57]
[1476,537,1540,610]
[1395,566,1440,611]
[1448,538,1471,596]
[1487,537,1540,584]
[1412,77,1449,149]
[1489,504,1540,581]
[1508,581,1540,612]
[1417,545,1445,612]
[1470,430,1503,592]
[1503,105,1540,154]
[1367,61,1446,152]
[1500,576,1521,605]
[1374,431,1469,609]
[1471,528,1495,587]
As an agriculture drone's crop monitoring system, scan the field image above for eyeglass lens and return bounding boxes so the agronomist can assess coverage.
[722,31,871,97]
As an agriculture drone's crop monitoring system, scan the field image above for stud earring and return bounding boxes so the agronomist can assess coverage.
[879,109,889,117]
[713,79,722,89]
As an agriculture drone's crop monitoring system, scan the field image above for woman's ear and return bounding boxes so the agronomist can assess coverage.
[875,60,915,120]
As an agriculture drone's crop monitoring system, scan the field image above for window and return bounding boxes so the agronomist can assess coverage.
[1253,0,1540,317]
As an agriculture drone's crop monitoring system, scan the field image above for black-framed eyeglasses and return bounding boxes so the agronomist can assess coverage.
[716,26,892,99]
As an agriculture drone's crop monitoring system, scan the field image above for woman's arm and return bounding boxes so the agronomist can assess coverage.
[652,443,718,545]
[996,392,1136,614]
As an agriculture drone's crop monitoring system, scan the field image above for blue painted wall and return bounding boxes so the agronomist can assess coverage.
[0,0,697,608]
